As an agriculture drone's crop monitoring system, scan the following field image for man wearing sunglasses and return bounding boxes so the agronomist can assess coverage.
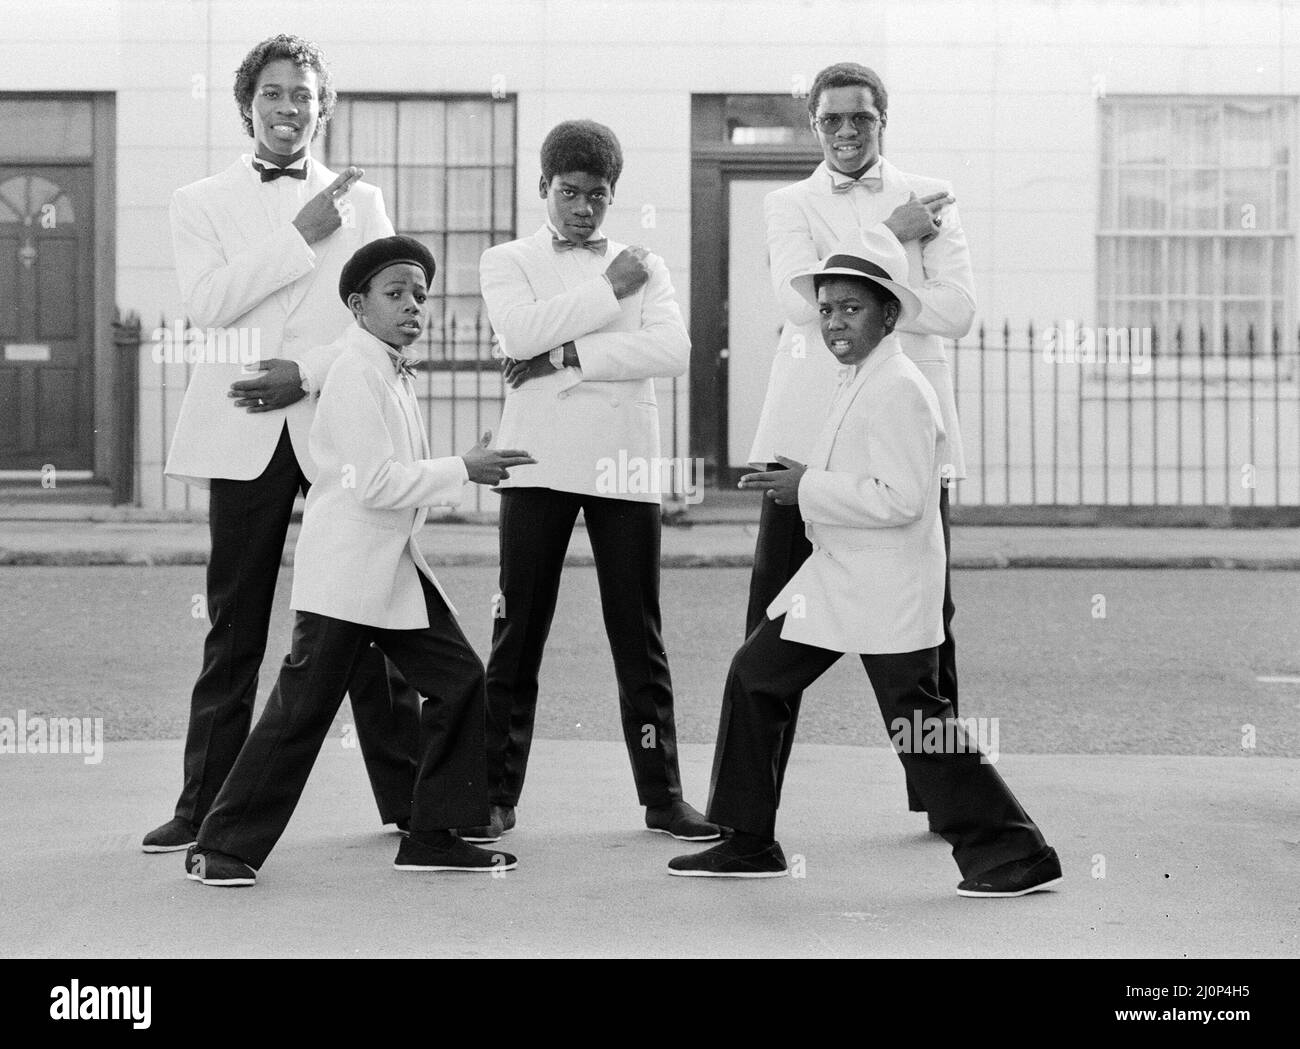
[727,61,976,824]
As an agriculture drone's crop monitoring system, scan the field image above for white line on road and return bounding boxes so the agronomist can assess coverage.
[1256,676,1300,684]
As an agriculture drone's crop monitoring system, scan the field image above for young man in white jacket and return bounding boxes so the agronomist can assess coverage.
[185,237,535,886]
[466,120,717,843]
[737,62,975,821]
[671,239,1060,898]
[144,35,420,854]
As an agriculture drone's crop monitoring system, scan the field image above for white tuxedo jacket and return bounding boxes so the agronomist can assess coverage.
[290,324,468,630]
[164,156,394,487]
[479,225,690,502]
[749,158,975,478]
[768,336,947,655]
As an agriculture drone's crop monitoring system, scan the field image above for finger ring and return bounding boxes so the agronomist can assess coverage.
[934,217,942,227]
[257,398,264,406]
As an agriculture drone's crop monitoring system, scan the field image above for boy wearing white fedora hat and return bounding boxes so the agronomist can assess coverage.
[670,239,1060,897]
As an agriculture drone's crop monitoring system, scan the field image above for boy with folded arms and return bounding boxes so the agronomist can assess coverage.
[464,119,716,844]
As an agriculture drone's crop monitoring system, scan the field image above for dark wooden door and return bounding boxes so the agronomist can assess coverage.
[0,165,94,471]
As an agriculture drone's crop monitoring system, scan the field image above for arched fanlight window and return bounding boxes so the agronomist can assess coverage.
[0,174,76,226]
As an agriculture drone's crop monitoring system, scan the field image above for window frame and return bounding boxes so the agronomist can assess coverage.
[1096,94,1297,373]
[323,91,517,371]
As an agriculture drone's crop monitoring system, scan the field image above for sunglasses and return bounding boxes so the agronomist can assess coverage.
[812,112,881,134]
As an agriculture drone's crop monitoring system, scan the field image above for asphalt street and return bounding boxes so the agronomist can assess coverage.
[2,565,1297,757]
[2,563,1297,960]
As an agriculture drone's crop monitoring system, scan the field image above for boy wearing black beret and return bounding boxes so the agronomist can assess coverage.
[186,236,536,886]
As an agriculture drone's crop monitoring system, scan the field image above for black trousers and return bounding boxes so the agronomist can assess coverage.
[735,469,958,811]
[197,573,489,869]
[484,487,683,808]
[175,424,420,828]
[707,615,1045,879]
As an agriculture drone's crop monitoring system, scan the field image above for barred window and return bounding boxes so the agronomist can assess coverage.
[324,95,516,366]
[1098,98,1294,356]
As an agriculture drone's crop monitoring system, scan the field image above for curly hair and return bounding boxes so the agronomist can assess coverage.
[540,120,624,189]
[806,62,888,122]
[233,34,336,139]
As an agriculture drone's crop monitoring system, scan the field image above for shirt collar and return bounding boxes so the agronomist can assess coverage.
[545,222,606,246]
[351,323,415,381]
[826,157,882,188]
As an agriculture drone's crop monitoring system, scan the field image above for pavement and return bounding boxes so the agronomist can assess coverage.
[3,497,1296,958]
[0,737,1295,958]
[1,499,1297,568]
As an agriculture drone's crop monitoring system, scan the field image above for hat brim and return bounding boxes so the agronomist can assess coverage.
[792,267,921,327]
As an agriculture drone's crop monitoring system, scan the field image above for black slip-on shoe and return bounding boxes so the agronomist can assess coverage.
[457,805,516,844]
[142,817,198,854]
[667,837,788,878]
[957,846,1063,898]
[394,835,517,873]
[646,800,722,842]
[185,845,257,887]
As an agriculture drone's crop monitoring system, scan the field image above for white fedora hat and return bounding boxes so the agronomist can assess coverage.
[791,230,922,326]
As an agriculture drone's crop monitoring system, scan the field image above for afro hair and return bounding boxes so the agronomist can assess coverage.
[540,119,624,189]
[233,34,336,140]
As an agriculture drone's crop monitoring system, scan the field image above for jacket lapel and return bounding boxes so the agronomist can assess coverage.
[800,164,849,247]
[527,225,573,297]
[218,159,284,252]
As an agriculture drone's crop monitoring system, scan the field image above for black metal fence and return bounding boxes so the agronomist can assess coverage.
[134,313,682,513]
[950,321,1300,512]
[130,314,1299,515]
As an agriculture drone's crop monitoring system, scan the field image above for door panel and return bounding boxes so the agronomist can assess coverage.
[726,177,792,469]
[0,165,93,470]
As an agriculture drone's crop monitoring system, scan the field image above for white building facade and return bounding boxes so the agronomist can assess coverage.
[1,0,1297,512]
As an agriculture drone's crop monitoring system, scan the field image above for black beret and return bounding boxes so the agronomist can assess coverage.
[338,235,437,304]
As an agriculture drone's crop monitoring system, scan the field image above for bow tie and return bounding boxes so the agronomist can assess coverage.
[831,174,883,194]
[253,160,308,183]
[384,347,419,380]
[552,235,608,256]
[831,364,859,402]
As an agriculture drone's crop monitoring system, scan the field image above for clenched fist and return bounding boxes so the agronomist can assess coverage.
[604,246,651,299]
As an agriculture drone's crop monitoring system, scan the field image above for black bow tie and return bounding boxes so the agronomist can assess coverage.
[552,235,608,256]
[384,346,419,380]
[253,160,308,183]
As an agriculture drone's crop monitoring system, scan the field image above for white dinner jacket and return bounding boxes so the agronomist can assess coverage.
[479,225,690,502]
[289,324,468,630]
[767,336,948,655]
[749,158,975,478]
[164,156,394,487]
